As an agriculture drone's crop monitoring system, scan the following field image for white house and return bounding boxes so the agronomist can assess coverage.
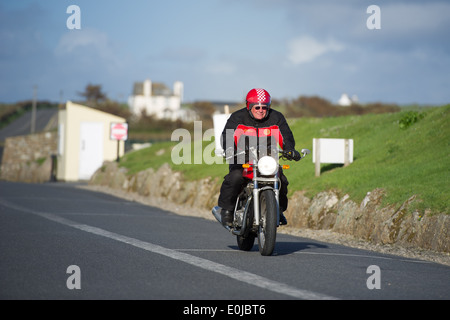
[128,79,190,120]
[338,93,359,106]
[338,93,352,106]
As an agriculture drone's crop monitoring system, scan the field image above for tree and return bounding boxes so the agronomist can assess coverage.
[78,84,107,105]
[191,101,216,128]
[76,83,132,119]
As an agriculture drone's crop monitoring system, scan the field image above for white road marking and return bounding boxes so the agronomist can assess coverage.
[174,248,431,264]
[294,251,432,264]
[1,199,338,300]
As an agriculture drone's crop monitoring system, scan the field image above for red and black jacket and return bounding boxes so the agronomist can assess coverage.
[220,107,296,154]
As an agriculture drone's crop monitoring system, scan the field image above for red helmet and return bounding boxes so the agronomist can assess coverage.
[246,88,271,110]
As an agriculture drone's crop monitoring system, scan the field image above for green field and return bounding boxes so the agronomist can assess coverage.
[120,105,449,215]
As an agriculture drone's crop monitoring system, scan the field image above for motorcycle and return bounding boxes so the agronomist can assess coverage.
[212,144,310,256]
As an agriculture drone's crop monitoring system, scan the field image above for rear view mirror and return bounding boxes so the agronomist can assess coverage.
[301,148,311,155]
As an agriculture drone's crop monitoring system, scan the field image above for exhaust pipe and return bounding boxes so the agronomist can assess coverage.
[212,206,232,231]
[212,206,222,223]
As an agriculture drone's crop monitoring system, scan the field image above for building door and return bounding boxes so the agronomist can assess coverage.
[79,122,103,180]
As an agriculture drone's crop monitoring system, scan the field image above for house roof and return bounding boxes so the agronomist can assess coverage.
[132,82,172,97]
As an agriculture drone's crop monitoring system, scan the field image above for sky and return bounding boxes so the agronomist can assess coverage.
[1,0,449,105]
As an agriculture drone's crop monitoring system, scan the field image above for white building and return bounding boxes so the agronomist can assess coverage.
[338,93,359,106]
[128,79,188,120]
[57,101,126,181]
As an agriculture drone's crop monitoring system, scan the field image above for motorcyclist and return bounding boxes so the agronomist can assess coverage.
[218,88,300,227]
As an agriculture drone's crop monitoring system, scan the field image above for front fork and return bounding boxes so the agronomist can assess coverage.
[252,187,260,225]
[253,173,280,227]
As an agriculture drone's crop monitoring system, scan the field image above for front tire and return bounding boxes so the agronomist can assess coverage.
[257,190,277,256]
[237,234,255,251]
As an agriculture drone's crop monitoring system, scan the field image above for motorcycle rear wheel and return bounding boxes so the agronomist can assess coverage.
[257,190,277,256]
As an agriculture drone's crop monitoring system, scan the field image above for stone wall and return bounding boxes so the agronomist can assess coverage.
[284,189,449,253]
[90,161,221,211]
[0,132,58,183]
[90,161,449,254]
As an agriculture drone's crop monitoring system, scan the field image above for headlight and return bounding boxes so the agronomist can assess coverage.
[257,156,277,175]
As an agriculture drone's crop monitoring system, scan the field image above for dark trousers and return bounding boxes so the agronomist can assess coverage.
[218,164,289,212]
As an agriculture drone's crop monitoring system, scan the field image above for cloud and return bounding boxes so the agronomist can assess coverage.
[287,36,344,65]
[54,28,130,76]
[55,28,112,58]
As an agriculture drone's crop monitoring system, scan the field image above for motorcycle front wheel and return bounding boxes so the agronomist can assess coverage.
[236,233,255,251]
[257,189,277,256]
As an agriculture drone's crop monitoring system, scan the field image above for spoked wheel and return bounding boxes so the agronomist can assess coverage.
[257,190,277,256]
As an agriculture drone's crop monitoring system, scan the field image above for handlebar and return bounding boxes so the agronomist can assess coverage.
[223,147,310,162]
[279,148,311,161]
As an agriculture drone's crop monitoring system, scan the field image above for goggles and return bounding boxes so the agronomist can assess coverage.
[250,103,270,111]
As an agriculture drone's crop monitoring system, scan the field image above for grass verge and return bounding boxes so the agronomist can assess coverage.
[119,105,449,215]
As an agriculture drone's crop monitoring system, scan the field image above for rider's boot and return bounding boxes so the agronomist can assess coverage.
[279,212,288,225]
[221,209,233,227]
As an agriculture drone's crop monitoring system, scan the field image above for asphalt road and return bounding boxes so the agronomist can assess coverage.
[1,181,449,302]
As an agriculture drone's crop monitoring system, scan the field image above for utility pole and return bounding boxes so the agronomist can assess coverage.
[59,89,64,109]
[31,85,37,134]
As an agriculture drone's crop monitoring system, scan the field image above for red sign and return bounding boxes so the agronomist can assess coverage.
[110,122,128,141]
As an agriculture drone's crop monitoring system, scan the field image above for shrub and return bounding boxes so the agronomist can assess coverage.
[398,111,425,129]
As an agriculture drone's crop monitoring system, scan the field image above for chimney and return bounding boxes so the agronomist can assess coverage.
[143,79,152,97]
[173,81,183,102]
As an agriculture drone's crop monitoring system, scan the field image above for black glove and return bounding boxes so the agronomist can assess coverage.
[285,149,301,161]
